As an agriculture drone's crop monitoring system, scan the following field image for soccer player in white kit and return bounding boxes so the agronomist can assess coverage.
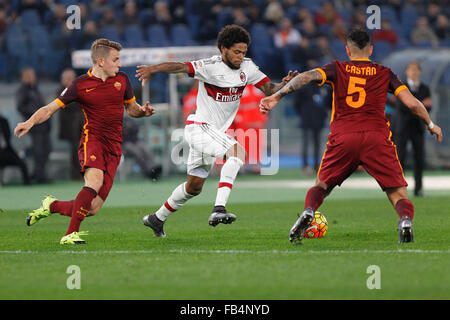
[136,25,297,237]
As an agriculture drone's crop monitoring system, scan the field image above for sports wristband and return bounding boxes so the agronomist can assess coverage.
[427,121,434,129]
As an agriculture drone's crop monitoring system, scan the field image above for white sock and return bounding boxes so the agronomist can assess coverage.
[214,157,243,207]
[155,182,194,221]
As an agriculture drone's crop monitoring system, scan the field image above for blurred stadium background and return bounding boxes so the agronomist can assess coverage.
[0,0,449,183]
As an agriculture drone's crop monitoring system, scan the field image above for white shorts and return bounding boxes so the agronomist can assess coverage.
[184,122,237,178]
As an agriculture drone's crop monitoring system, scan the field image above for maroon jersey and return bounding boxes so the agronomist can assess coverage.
[316,59,407,135]
[55,69,135,155]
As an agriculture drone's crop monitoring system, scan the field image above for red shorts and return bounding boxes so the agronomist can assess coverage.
[318,131,407,190]
[78,139,121,201]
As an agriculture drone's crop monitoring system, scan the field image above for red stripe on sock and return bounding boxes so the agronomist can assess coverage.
[219,182,233,189]
[395,199,415,220]
[164,201,176,212]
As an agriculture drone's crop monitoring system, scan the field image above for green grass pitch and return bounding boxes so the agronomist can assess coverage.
[0,174,448,300]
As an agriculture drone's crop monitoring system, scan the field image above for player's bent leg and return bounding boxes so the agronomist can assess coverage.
[209,144,245,227]
[143,175,204,237]
[26,195,58,226]
[289,179,331,244]
[386,187,415,243]
[61,167,103,244]
[87,196,104,216]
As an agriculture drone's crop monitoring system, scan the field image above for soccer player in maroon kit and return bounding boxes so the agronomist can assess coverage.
[260,29,443,243]
[14,38,155,244]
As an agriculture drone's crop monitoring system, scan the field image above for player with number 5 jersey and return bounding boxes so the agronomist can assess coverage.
[259,28,443,244]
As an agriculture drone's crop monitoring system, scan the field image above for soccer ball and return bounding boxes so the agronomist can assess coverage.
[303,211,328,239]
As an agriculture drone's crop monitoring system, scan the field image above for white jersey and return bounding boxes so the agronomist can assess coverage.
[186,55,269,132]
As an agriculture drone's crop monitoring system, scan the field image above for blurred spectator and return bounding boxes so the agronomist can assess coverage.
[372,19,399,47]
[426,2,440,26]
[228,84,267,174]
[0,6,9,39]
[315,2,342,26]
[274,17,302,48]
[169,0,187,24]
[410,16,439,48]
[122,117,162,180]
[288,37,316,71]
[329,17,347,42]
[99,6,117,28]
[293,7,313,26]
[247,5,263,26]
[56,69,83,180]
[393,61,432,197]
[45,3,67,31]
[121,1,139,28]
[350,10,367,29]
[16,67,51,184]
[153,1,172,29]
[300,17,320,40]
[315,34,337,63]
[78,20,100,49]
[0,115,31,185]
[434,14,450,41]
[231,8,251,30]
[264,0,284,26]
[293,65,331,175]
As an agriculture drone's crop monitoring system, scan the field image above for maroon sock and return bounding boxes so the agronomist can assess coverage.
[50,200,74,217]
[395,199,415,220]
[304,186,328,211]
[66,187,97,235]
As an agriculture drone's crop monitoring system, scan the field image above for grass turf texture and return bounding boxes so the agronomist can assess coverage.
[0,196,448,299]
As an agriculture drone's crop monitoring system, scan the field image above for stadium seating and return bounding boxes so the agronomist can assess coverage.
[373,40,392,61]
[20,9,41,28]
[100,26,122,43]
[170,24,195,46]
[146,24,170,47]
[123,24,147,48]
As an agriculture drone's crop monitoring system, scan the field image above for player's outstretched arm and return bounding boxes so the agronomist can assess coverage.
[14,101,60,138]
[125,100,156,118]
[259,69,323,114]
[397,89,443,142]
[136,62,190,87]
[258,70,299,96]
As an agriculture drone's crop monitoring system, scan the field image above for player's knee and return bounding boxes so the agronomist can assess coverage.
[186,184,202,196]
[226,144,246,163]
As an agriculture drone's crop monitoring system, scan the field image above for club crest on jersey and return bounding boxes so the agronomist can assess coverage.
[240,71,246,83]
[90,155,97,161]
[114,82,121,91]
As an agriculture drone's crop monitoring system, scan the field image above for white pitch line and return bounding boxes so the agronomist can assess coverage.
[237,176,450,190]
[0,249,448,255]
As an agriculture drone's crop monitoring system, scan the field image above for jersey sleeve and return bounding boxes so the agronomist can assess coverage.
[54,82,78,108]
[247,59,270,88]
[185,58,212,81]
[388,69,407,96]
[316,61,337,86]
[123,73,136,104]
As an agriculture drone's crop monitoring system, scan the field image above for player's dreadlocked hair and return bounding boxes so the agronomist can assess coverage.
[346,28,371,49]
[91,38,122,64]
[217,25,251,50]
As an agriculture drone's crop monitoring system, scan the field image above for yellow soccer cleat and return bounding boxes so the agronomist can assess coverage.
[60,231,89,245]
[26,195,57,226]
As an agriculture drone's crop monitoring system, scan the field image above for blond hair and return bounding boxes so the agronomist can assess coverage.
[90,38,122,64]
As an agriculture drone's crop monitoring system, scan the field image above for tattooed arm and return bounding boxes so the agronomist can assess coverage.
[258,70,299,96]
[259,69,323,114]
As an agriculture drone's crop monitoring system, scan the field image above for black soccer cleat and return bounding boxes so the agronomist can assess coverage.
[208,206,236,227]
[289,208,315,244]
[398,216,414,243]
[143,213,167,238]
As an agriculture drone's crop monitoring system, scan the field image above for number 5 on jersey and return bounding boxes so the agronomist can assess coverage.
[346,76,366,108]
